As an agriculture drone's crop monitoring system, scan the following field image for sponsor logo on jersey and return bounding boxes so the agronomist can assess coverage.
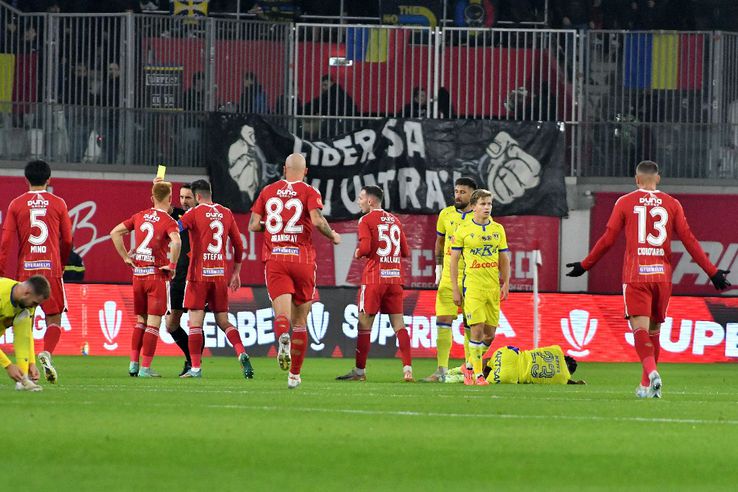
[561,309,597,357]
[380,269,401,278]
[205,210,224,220]
[24,260,52,270]
[469,259,498,269]
[639,195,663,207]
[272,246,299,256]
[26,198,49,207]
[203,267,225,276]
[143,212,161,222]
[277,188,298,198]
[133,266,157,276]
[380,215,395,223]
[492,349,503,383]
[470,244,499,257]
[639,264,665,275]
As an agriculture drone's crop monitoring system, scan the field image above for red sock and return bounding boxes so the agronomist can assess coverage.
[141,325,159,368]
[189,326,203,369]
[396,328,412,367]
[44,323,62,354]
[356,331,371,370]
[225,326,245,356]
[633,329,657,381]
[290,325,308,376]
[642,331,661,386]
[274,314,290,340]
[130,323,145,363]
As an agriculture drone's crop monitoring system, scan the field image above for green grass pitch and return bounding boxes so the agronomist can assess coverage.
[4,356,738,491]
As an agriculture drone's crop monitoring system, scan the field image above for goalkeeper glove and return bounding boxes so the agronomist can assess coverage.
[565,262,587,277]
[710,269,731,291]
[435,265,443,285]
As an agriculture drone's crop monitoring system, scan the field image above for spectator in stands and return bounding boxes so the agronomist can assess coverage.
[553,0,590,30]
[64,62,92,162]
[303,75,357,137]
[239,72,269,114]
[102,62,123,163]
[402,87,429,118]
[437,87,454,119]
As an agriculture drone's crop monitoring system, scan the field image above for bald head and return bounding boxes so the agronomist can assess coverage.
[284,153,307,181]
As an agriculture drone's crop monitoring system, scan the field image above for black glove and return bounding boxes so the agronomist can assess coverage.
[710,270,731,291]
[566,262,587,277]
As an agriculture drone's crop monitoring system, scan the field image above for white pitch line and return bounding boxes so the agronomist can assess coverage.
[7,397,738,426]
[199,404,738,425]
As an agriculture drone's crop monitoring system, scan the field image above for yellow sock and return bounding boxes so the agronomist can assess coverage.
[472,344,484,377]
[463,327,471,366]
[13,318,33,375]
[436,325,453,369]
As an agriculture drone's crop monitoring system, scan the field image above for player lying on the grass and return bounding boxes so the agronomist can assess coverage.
[110,181,181,377]
[450,189,510,386]
[336,185,414,382]
[566,160,730,398]
[249,153,341,389]
[179,180,253,379]
[0,275,50,391]
[0,160,73,384]
[423,176,477,383]
[444,345,586,385]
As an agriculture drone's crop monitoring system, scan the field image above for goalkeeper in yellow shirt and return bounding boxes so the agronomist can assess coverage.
[445,345,586,384]
[423,177,477,383]
[0,276,50,391]
[450,189,510,386]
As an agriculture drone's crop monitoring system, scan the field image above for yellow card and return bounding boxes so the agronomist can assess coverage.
[156,165,166,179]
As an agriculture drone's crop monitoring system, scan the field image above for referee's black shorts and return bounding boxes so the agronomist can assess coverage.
[170,280,186,311]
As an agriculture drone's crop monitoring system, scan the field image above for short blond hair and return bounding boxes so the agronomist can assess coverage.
[152,181,172,203]
[470,188,493,206]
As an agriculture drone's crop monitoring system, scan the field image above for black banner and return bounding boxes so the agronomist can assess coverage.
[206,114,568,219]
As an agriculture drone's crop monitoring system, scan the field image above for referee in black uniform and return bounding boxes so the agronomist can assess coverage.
[167,183,196,376]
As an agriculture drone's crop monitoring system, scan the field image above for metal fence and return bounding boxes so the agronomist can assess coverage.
[580,30,738,178]
[1,2,738,178]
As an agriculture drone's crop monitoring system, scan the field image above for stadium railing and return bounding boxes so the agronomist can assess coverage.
[0,1,736,179]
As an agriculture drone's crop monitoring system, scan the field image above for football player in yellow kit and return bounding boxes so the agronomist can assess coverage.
[423,177,477,382]
[450,189,510,386]
[0,276,50,391]
[445,345,586,385]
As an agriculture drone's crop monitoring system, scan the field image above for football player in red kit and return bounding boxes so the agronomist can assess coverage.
[110,181,181,377]
[0,160,73,384]
[179,180,253,379]
[336,185,414,382]
[249,153,341,389]
[567,161,731,398]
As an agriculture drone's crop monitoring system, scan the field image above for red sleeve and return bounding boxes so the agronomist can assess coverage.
[228,214,244,263]
[166,217,179,236]
[179,210,192,230]
[400,226,410,258]
[122,216,135,231]
[672,199,718,277]
[251,192,265,216]
[59,202,73,266]
[581,199,626,270]
[306,187,323,212]
[357,217,372,258]
[0,202,18,276]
